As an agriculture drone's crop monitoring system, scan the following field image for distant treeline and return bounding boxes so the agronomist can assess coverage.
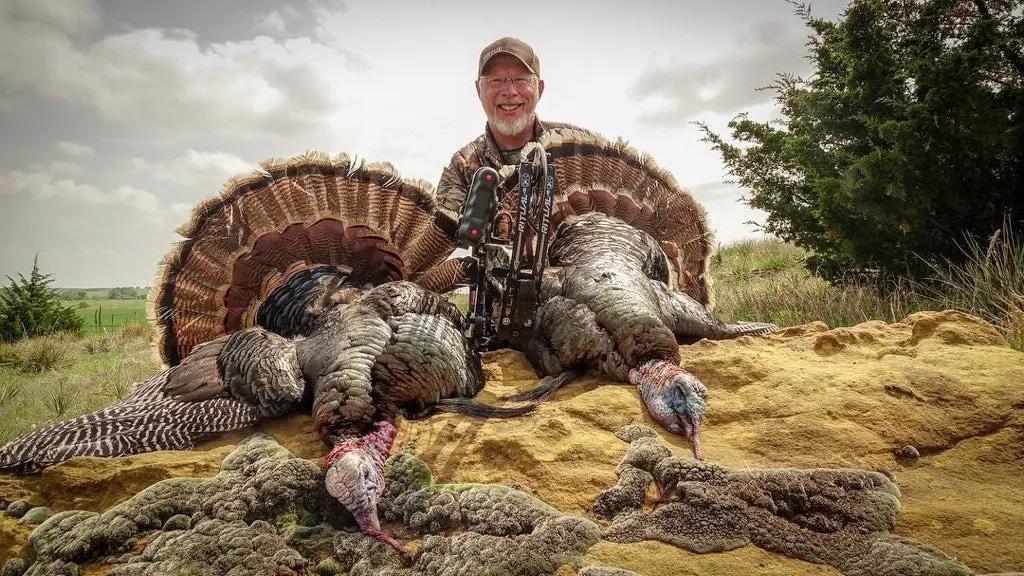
[54,287,151,301]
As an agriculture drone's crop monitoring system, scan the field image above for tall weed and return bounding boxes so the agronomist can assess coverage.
[711,239,932,329]
[4,334,77,374]
[0,374,23,407]
[118,321,154,344]
[43,378,80,419]
[917,216,1024,350]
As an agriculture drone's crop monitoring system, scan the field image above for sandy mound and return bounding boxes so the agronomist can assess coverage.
[1,310,1021,575]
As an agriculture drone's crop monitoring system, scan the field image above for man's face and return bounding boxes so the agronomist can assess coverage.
[477,55,544,138]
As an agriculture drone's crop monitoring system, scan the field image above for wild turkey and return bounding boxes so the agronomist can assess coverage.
[440,128,772,458]
[150,151,462,366]
[0,153,534,553]
[506,212,776,460]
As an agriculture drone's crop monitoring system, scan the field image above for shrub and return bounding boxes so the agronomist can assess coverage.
[698,0,1022,286]
[0,256,84,341]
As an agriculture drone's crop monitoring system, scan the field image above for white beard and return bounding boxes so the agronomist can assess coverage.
[488,111,534,137]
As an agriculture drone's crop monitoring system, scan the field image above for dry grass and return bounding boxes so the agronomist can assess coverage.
[0,334,79,374]
[0,324,161,444]
[710,228,1022,351]
[710,237,932,329]
[0,375,23,407]
[915,216,1024,350]
[119,320,155,343]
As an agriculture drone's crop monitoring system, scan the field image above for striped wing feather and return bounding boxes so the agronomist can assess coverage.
[0,368,259,475]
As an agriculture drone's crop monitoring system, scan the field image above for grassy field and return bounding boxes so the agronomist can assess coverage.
[72,299,150,334]
[56,288,149,300]
[708,236,932,329]
[707,223,1022,351]
[0,325,160,445]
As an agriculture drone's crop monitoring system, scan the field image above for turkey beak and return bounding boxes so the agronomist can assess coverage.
[687,418,703,461]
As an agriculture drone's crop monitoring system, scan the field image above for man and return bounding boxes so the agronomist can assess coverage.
[435,36,591,235]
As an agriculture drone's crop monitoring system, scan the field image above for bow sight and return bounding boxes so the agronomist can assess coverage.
[456,145,555,351]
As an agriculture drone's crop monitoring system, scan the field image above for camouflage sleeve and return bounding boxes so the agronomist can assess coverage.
[435,150,471,223]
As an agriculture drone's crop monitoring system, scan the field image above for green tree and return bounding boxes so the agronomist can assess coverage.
[698,0,1023,285]
[0,256,84,341]
[107,287,136,300]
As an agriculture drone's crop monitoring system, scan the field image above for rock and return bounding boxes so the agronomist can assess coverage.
[5,434,599,576]
[597,425,968,576]
[0,310,1021,575]
[16,507,51,526]
[396,311,1024,575]
[895,445,921,460]
[160,513,191,531]
[313,557,345,575]
[578,567,640,576]
[1,558,27,576]
[3,501,30,519]
[37,445,235,512]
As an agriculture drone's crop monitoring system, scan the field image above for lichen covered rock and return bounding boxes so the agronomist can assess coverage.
[16,507,51,526]
[11,434,599,575]
[596,425,972,576]
[21,434,336,575]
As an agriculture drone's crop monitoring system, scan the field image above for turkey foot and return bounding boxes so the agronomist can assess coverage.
[324,420,407,556]
[629,359,707,460]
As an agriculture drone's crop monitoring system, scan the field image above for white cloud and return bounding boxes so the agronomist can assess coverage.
[1,0,836,286]
[1,168,187,217]
[3,0,102,35]
[0,0,359,136]
[57,141,94,157]
[47,160,84,175]
[129,149,253,188]
[254,11,287,35]
[629,21,811,125]
[689,180,751,204]
[688,181,771,246]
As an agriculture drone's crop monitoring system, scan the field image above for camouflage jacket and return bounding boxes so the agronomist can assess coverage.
[435,118,591,240]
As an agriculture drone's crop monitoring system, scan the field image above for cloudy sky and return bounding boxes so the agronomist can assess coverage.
[0,0,849,288]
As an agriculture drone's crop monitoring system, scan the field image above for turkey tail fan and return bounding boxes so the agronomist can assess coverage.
[150,151,459,366]
[537,127,715,309]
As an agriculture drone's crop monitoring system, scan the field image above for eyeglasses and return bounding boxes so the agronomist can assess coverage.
[479,75,537,90]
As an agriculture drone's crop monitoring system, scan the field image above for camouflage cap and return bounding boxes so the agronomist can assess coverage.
[478,37,540,77]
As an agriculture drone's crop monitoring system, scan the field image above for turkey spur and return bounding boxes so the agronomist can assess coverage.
[512,212,777,460]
